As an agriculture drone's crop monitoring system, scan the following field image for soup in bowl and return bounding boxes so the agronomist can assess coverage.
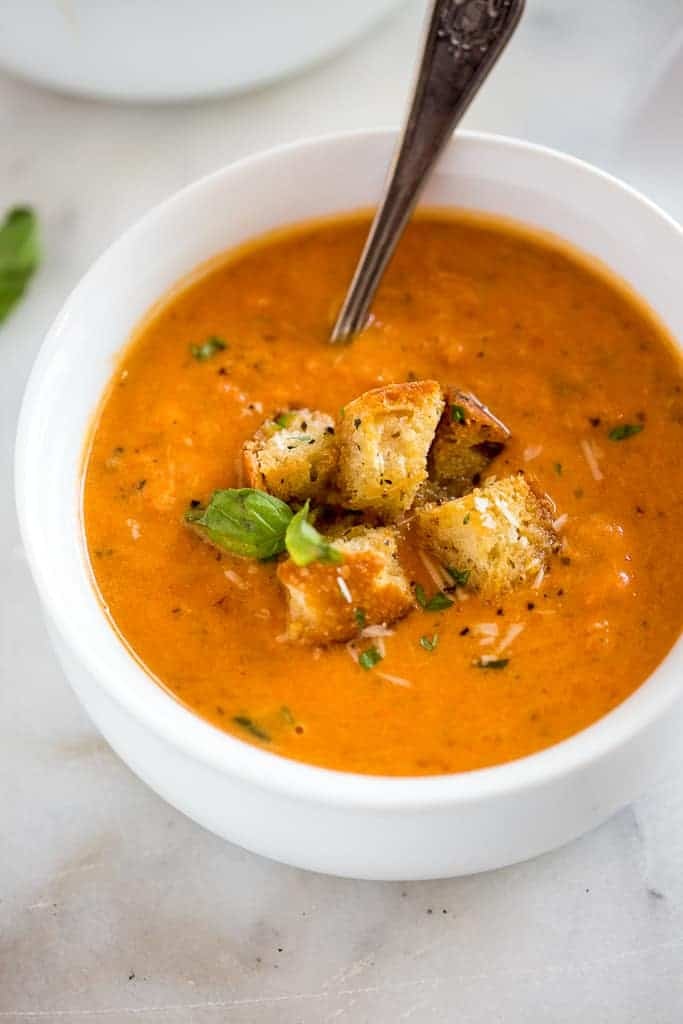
[16,132,683,879]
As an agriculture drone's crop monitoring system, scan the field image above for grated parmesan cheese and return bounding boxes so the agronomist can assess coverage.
[580,439,604,481]
[553,512,568,531]
[336,575,353,604]
[523,444,543,462]
[497,622,525,654]
[531,566,546,589]
[224,569,246,588]
[417,549,452,590]
[360,624,395,638]
[376,671,412,688]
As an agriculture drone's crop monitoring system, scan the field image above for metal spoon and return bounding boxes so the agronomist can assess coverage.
[330,0,525,343]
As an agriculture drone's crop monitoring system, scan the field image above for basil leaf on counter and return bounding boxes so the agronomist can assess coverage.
[285,500,343,567]
[0,207,40,324]
[185,488,292,559]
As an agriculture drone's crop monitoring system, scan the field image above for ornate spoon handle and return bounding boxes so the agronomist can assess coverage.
[330,0,525,343]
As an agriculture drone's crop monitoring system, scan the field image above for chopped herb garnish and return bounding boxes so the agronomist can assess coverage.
[475,658,509,670]
[554,462,563,476]
[446,566,470,587]
[462,512,471,525]
[450,404,466,424]
[415,583,454,612]
[280,706,295,726]
[185,488,292,559]
[285,500,343,567]
[354,607,367,628]
[273,412,293,430]
[359,646,383,670]
[190,336,227,361]
[0,207,40,324]
[233,716,270,741]
[420,633,439,652]
[608,423,644,441]
[286,434,315,448]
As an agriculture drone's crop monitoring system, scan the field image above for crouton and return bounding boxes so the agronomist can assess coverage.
[414,475,557,597]
[277,526,413,644]
[429,388,510,496]
[337,381,444,519]
[243,408,338,503]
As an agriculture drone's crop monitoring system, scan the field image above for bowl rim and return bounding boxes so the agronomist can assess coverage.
[15,128,683,809]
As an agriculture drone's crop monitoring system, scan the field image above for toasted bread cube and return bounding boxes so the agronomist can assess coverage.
[415,475,557,597]
[277,526,413,644]
[243,408,338,503]
[429,388,510,496]
[337,381,444,519]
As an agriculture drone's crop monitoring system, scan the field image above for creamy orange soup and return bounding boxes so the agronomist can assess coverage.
[84,212,683,775]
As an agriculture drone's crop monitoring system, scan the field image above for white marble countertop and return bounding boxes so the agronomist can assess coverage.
[3,2,683,1020]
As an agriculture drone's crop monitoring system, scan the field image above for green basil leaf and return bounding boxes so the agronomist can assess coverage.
[185,488,292,559]
[450,404,466,423]
[415,583,454,612]
[608,423,643,441]
[191,336,227,361]
[359,646,383,670]
[0,207,40,324]
[446,566,470,587]
[285,500,343,567]
[232,715,271,741]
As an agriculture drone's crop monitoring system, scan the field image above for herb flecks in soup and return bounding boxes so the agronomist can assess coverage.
[84,213,683,776]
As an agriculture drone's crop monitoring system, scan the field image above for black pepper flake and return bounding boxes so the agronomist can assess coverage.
[354,417,361,429]
[135,479,147,491]
[190,499,201,509]
[527,601,535,611]
[589,416,601,427]
[561,556,571,565]
[171,607,181,615]
[496,607,504,616]
[459,626,470,636]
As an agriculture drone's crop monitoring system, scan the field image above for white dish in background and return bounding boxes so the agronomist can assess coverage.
[15,130,683,880]
[0,0,403,102]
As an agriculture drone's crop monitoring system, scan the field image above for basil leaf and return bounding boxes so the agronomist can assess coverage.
[0,207,40,324]
[446,566,470,587]
[191,336,227,361]
[285,500,343,567]
[185,488,292,559]
[608,423,643,441]
[359,646,382,670]
[415,583,454,612]
[233,715,270,741]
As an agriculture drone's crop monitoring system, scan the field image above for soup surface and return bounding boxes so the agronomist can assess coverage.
[84,212,683,776]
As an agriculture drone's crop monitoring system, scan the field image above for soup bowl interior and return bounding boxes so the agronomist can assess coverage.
[15,131,683,879]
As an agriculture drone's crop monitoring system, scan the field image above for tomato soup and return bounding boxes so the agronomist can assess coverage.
[83,212,683,775]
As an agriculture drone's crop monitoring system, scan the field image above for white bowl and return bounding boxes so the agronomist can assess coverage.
[0,0,402,102]
[15,131,683,880]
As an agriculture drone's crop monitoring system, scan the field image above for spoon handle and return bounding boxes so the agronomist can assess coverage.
[330,0,525,343]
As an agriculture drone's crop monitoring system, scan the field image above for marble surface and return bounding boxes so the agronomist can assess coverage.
[2,2,683,1020]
